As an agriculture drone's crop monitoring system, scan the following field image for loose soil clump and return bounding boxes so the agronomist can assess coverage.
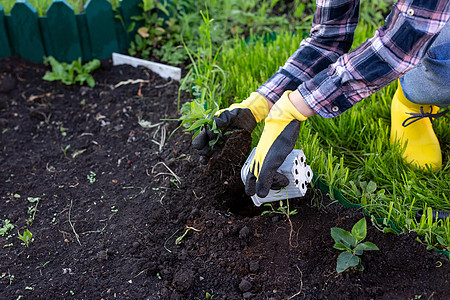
[0,56,449,299]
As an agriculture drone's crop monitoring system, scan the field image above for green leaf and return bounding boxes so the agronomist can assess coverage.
[366,181,377,193]
[381,227,398,234]
[27,197,40,203]
[191,100,207,117]
[46,56,65,77]
[354,242,379,251]
[86,77,95,88]
[331,227,356,248]
[156,2,170,16]
[185,119,208,131]
[83,59,101,73]
[351,218,367,241]
[333,242,350,251]
[336,251,360,273]
[127,22,136,33]
[42,73,61,82]
[72,59,83,73]
[348,181,361,197]
[17,229,33,247]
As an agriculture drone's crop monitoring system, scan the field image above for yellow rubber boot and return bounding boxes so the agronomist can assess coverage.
[390,83,442,171]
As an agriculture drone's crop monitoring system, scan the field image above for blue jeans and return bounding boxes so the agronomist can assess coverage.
[400,21,450,108]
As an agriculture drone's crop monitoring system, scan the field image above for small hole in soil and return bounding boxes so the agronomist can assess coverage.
[300,157,304,163]
[307,171,311,177]
[215,183,263,217]
[295,179,299,185]
[295,160,298,165]
[295,169,298,175]
[302,183,305,190]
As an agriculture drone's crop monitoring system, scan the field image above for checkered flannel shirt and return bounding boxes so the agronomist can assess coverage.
[257,0,450,118]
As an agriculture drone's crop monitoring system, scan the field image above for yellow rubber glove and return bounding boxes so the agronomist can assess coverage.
[245,91,307,198]
[192,92,269,164]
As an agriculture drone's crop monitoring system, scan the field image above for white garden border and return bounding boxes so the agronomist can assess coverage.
[112,53,181,82]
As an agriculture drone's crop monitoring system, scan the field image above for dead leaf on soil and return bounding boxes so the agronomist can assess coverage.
[28,93,51,102]
[137,27,149,38]
[114,79,150,88]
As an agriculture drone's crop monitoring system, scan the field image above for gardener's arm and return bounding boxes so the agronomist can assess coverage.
[257,0,360,104]
[246,0,450,197]
[295,0,450,118]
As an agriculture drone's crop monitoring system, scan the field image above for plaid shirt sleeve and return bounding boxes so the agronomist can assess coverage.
[258,0,450,118]
[257,0,360,103]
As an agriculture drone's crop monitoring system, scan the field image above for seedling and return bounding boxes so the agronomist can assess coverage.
[261,199,298,217]
[172,96,224,150]
[61,145,71,157]
[331,218,379,273]
[87,171,96,183]
[0,219,14,236]
[60,126,67,137]
[43,56,100,88]
[169,178,179,187]
[17,229,34,247]
[1,269,14,285]
[26,197,40,226]
[175,226,201,245]
[262,198,298,247]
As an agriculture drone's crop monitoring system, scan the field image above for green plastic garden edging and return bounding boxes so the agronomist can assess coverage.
[0,0,143,63]
[311,174,450,259]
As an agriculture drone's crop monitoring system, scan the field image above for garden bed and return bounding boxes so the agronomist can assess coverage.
[0,56,449,299]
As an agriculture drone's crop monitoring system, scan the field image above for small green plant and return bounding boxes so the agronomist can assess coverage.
[1,269,15,285]
[173,8,228,147]
[205,292,214,299]
[261,199,298,217]
[26,197,40,226]
[0,219,14,236]
[87,171,96,183]
[262,198,298,247]
[61,144,71,157]
[17,229,34,247]
[331,218,379,273]
[43,56,100,88]
[413,207,450,252]
[175,226,200,245]
[60,126,67,137]
[177,99,218,136]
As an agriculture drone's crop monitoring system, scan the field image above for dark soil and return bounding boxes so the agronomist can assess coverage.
[0,56,449,300]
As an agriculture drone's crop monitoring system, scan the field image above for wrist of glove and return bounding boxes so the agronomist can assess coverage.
[245,90,307,198]
[192,92,269,164]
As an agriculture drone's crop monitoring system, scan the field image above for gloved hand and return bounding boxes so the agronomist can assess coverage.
[192,92,269,164]
[245,91,307,198]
